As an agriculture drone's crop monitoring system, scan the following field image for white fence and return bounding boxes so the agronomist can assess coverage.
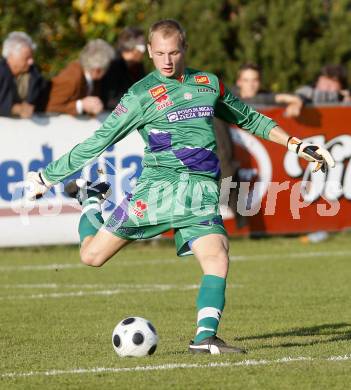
[0,114,145,247]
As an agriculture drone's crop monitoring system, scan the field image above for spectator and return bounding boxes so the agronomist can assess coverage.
[296,64,350,104]
[233,63,303,117]
[46,39,115,116]
[0,31,47,118]
[214,117,247,228]
[101,27,146,110]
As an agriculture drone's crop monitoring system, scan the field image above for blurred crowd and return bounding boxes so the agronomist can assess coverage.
[0,29,145,118]
[1,29,350,120]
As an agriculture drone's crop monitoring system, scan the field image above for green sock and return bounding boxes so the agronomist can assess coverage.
[194,274,226,343]
[78,198,104,242]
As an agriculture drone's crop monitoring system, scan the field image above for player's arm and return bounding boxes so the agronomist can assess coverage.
[25,90,144,200]
[268,125,334,172]
[214,81,335,173]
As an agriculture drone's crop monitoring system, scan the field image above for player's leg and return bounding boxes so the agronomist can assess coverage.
[191,233,229,277]
[76,167,176,267]
[78,175,176,267]
[65,179,131,267]
[175,224,246,354]
[191,233,245,354]
[191,233,229,342]
[80,229,130,267]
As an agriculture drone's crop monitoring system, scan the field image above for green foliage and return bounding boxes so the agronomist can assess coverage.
[1,0,351,90]
[223,0,351,90]
[0,0,84,76]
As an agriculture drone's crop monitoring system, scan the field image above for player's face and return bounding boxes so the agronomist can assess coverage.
[148,31,185,78]
[236,69,261,98]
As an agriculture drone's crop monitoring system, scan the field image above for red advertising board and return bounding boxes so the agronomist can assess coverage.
[225,106,351,236]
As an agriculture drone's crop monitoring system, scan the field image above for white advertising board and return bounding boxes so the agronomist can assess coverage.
[0,114,145,247]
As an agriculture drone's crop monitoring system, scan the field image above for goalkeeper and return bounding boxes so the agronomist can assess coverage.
[26,19,335,354]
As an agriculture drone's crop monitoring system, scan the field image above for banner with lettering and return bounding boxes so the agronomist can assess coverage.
[0,106,350,246]
[0,114,144,247]
[226,106,351,235]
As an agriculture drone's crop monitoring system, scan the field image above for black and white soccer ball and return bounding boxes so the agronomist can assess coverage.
[112,317,159,357]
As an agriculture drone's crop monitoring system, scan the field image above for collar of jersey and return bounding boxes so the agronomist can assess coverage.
[155,68,189,84]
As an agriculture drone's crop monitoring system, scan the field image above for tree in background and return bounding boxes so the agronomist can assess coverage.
[72,0,124,42]
[0,0,84,76]
[1,0,351,91]
[227,0,351,91]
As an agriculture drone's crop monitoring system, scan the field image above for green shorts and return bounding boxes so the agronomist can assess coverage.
[104,166,227,256]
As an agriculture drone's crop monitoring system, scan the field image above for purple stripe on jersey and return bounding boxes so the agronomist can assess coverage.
[173,147,220,176]
[149,131,172,152]
[199,216,223,226]
[106,193,132,230]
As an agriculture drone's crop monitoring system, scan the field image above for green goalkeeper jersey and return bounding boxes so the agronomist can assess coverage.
[43,68,277,184]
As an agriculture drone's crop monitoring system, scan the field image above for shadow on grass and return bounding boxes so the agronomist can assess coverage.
[236,322,351,349]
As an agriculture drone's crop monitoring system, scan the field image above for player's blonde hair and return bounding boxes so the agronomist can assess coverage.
[148,19,186,48]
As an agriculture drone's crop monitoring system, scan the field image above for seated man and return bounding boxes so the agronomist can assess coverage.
[46,39,115,116]
[233,63,303,117]
[296,64,350,104]
[101,27,146,110]
[0,31,47,118]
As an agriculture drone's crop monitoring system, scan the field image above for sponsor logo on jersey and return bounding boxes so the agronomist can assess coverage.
[149,85,167,99]
[155,94,174,110]
[131,199,148,218]
[194,75,210,84]
[167,106,214,122]
[113,103,128,116]
[197,87,217,94]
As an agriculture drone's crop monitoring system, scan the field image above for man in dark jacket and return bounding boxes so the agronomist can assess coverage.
[0,31,47,118]
[101,27,146,110]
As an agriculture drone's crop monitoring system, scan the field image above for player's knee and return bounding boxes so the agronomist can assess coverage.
[80,248,105,267]
[203,249,228,269]
[210,244,229,271]
[215,251,229,268]
[203,252,228,278]
[218,235,229,254]
[217,243,229,266]
[211,240,229,262]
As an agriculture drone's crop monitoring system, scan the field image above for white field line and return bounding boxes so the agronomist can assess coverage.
[0,249,350,272]
[230,250,351,262]
[0,283,243,289]
[0,284,242,300]
[0,263,84,271]
[1,354,351,379]
[0,259,178,271]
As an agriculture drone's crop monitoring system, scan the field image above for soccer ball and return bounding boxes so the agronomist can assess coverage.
[112,316,159,357]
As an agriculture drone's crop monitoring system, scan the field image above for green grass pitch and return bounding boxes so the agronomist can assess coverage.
[1,233,351,389]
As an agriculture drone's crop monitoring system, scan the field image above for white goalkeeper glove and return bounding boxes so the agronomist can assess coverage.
[287,137,335,173]
[25,171,52,200]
